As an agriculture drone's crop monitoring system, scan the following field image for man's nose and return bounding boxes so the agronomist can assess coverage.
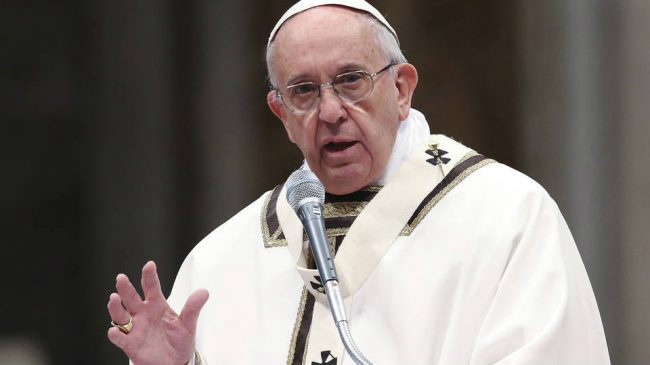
[317,86,347,123]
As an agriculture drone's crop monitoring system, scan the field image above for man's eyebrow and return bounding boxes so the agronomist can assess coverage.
[336,63,367,73]
[286,74,312,87]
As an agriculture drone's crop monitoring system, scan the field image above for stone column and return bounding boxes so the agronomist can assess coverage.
[517,0,625,362]
[620,1,650,363]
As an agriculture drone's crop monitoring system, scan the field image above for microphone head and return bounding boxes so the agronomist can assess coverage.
[286,169,325,211]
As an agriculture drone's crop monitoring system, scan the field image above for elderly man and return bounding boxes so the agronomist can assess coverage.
[106,1,610,364]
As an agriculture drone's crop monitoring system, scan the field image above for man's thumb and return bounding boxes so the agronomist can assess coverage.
[179,289,209,332]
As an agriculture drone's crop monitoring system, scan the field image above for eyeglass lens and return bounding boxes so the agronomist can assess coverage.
[284,71,373,113]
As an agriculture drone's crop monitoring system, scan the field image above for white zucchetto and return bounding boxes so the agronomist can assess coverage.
[268,0,398,46]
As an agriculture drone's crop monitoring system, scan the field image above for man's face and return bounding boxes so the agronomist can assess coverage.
[267,6,417,195]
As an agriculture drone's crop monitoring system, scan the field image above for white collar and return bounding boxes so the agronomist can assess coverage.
[375,108,430,185]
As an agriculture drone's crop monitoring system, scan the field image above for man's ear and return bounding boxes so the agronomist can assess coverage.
[394,63,418,121]
[267,90,284,119]
[267,90,295,143]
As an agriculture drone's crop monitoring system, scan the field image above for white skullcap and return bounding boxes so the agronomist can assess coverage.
[267,0,398,46]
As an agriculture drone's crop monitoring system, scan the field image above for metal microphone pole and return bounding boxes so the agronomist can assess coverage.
[287,170,374,365]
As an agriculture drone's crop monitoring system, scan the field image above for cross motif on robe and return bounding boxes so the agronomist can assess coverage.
[311,350,337,365]
[310,275,325,293]
[426,144,450,166]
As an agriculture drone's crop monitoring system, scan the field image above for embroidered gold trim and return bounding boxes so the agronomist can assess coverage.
[260,189,272,243]
[262,154,491,244]
[286,286,309,365]
[261,188,288,248]
[365,184,383,193]
[457,151,479,168]
[401,154,494,235]
[261,189,279,248]
[265,239,288,248]
[323,202,367,218]
[262,198,368,248]
[267,226,286,247]
[302,331,311,365]
[325,227,349,238]
[262,183,383,249]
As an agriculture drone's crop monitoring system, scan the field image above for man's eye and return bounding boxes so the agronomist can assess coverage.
[337,72,364,84]
[291,84,317,95]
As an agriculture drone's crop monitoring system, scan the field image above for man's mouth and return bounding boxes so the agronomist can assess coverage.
[324,141,357,152]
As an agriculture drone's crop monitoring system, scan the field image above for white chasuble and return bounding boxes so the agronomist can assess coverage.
[164,130,609,364]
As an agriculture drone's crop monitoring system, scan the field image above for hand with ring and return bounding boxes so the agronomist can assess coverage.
[107,261,209,365]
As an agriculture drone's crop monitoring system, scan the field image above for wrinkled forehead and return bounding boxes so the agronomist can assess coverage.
[270,7,380,84]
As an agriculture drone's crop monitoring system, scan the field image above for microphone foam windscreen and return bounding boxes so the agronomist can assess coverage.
[286,169,326,211]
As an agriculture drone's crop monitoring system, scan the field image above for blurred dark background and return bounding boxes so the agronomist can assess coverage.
[1,1,648,364]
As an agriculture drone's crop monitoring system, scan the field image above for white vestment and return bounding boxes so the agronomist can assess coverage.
[165,110,610,365]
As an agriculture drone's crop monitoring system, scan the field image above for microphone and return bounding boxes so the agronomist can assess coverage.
[286,169,373,365]
[286,169,336,284]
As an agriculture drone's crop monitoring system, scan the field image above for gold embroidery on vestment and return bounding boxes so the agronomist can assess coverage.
[260,189,274,246]
[365,184,383,193]
[261,187,288,248]
[401,152,494,235]
[286,286,308,365]
[323,202,367,217]
[262,186,379,248]
[194,350,203,365]
[324,227,349,237]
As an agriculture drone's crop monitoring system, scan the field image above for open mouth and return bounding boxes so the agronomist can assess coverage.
[324,141,357,152]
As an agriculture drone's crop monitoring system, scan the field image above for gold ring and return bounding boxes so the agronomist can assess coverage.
[111,315,134,334]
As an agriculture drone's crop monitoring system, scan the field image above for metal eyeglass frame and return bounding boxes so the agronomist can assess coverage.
[273,63,396,114]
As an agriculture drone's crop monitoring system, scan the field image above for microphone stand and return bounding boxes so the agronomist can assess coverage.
[324,281,373,365]
[299,198,374,365]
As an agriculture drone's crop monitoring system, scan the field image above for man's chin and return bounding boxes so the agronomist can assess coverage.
[319,169,371,195]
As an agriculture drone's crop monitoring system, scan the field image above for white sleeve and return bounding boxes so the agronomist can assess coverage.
[469,191,610,365]
[167,249,197,315]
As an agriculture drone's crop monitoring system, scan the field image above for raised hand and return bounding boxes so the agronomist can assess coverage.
[107,261,209,365]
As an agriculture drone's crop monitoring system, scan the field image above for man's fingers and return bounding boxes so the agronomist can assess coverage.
[107,293,131,325]
[179,289,209,332]
[141,261,164,301]
[107,326,129,350]
[116,274,143,313]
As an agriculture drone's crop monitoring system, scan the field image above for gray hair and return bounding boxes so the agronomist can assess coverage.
[266,12,407,87]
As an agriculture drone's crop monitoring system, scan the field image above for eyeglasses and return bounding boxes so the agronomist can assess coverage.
[274,63,396,114]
